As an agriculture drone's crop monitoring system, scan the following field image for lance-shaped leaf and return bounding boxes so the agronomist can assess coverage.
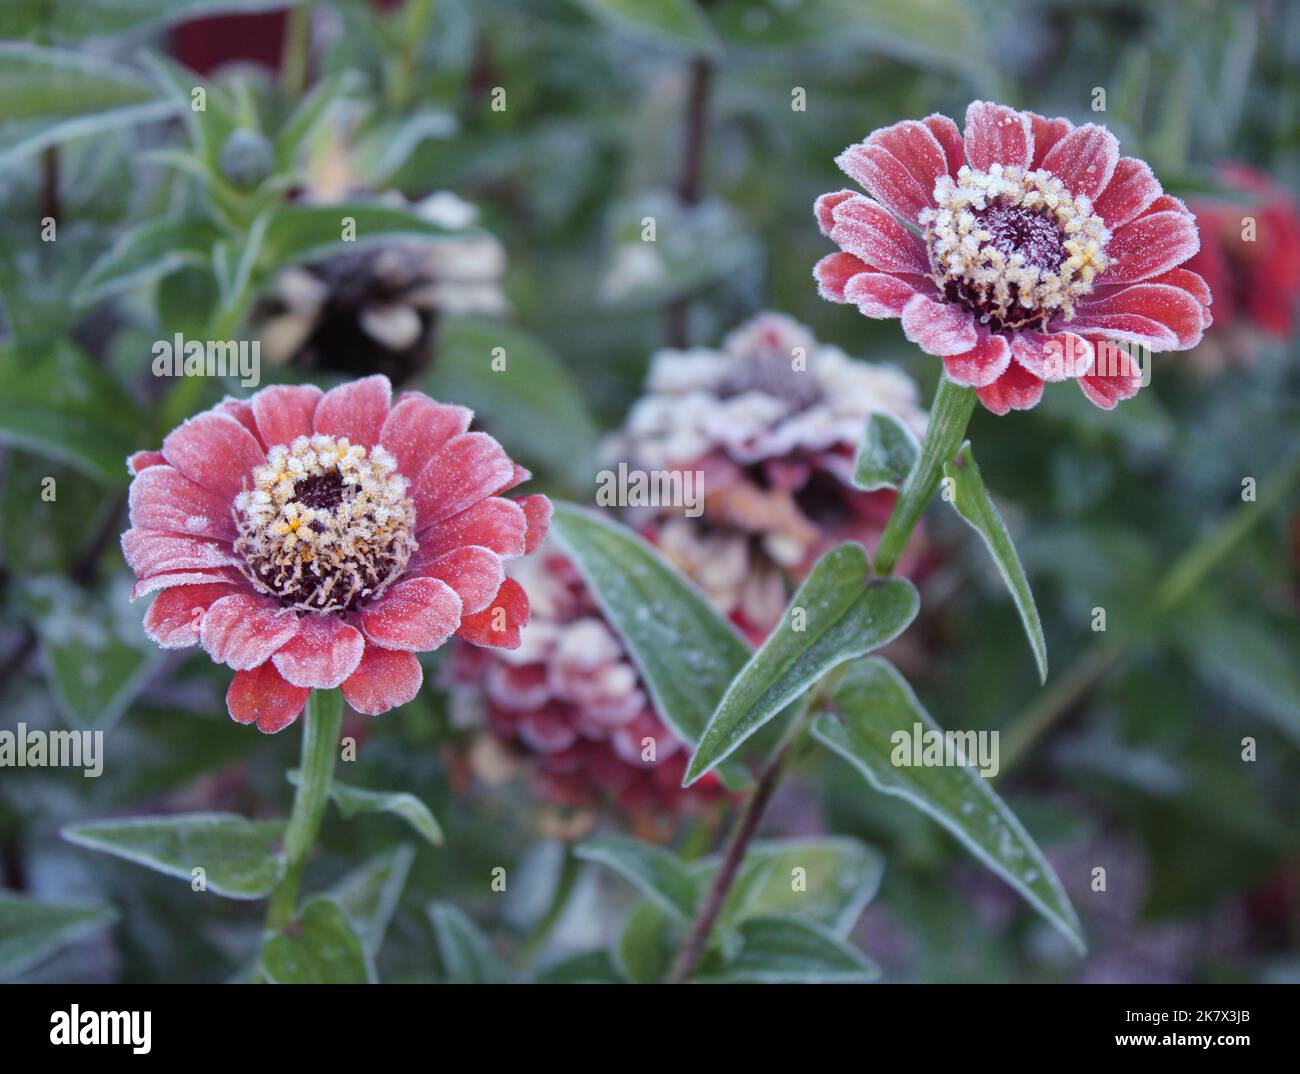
[330,845,416,960]
[289,770,443,848]
[575,837,699,922]
[0,893,116,980]
[428,902,509,984]
[684,543,918,785]
[812,657,1084,954]
[62,813,285,899]
[693,915,879,984]
[549,503,754,782]
[944,442,1047,683]
[853,410,920,491]
[76,215,223,306]
[258,203,467,269]
[261,896,375,984]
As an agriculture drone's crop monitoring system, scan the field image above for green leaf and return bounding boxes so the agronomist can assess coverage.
[548,503,754,784]
[427,317,600,492]
[258,202,465,269]
[812,658,1085,953]
[0,341,144,484]
[575,836,699,921]
[0,893,116,980]
[329,845,416,960]
[428,902,509,984]
[536,949,627,984]
[0,99,176,172]
[685,543,919,785]
[62,813,286,900]
[288,770,443,848]
[694,916,878,984]
[616,899,682,984]
[20,576,163,730]
[613,836,882,982]
[574,0,723,57]
[944,442,1048,684]
[716,837,884,938]
[853,411,919,491]
[0,44,155,119]
[75,215,222,306]
[261,896,375,984]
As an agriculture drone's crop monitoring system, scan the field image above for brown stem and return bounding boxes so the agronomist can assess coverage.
[666,740,791,983]
[41,147,59,224]
[666,56,714,349]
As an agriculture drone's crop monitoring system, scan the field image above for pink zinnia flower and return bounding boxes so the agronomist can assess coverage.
[815,101,1212,413]
[123,374,550,732]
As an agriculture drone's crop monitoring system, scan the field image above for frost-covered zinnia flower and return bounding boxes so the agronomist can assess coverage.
[450,552,725,831]
[815,101,1211,413]
[607,311,929,639]
[124,374,549,731]
[259,193,508,383]
[1184,164,1300,360]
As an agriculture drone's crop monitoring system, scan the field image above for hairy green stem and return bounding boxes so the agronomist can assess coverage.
[265,688,342,931]
[874,376,977,576]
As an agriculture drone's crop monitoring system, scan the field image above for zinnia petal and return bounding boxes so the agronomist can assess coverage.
[844,271,933,318]
[360,576,462,651]
[941,330,1012,388]
[227,661,309,734]
[412,432,516,528]
[341,645,424,716]
[121,529,241,578]
[1078,339,1145,409]
[963,101,1033,172]
[900,295,978,356]
[411,497,527,564]
[252,384,323,449]
[1104,209,1201,284]
[313,374,391,448]
[976,361,1045,415]
[271,613,366,689]
[457,577,529,650]
[922,113,966,177]
[379,394,472,478]
[142,582,244,648]
[200,593,301,670]
[1040,123,1119,201]
[413,545,504,616]
[1010,331,1093,381]
[828,194,930,275]
[1093,156,1162,230]
[161,411,264,501]
[129,465,237,542]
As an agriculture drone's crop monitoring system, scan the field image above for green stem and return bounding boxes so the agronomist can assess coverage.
[388,0,436,109]
[265,688,343,931]
[874,376,977,576]
[280,0,316,98]
[999,454,1300,775]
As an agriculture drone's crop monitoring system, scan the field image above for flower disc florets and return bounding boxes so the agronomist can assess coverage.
[921,165,1112,330]
[233,435,416,613]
